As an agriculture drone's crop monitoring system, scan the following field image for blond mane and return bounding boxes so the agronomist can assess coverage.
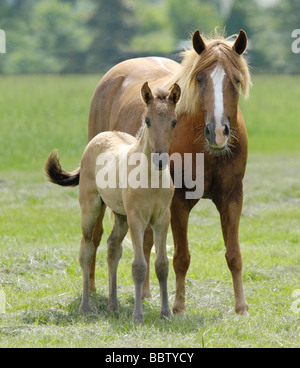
[167,32,252,117]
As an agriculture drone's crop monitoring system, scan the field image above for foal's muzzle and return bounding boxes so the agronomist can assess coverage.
[152,152,169,171]
[204,121,230,149]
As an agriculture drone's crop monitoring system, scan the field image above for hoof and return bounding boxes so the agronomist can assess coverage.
[108,301,119,314]
[79,303,93,315]
[89,280,96,293]
[141,290,152,300]
[172,301,186,315]
[160,307,172,319]
[235,301,249,316]
[133,312,144,324]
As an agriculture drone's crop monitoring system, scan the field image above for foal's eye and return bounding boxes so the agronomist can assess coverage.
[145,117,151,127]
[171,120,178,128]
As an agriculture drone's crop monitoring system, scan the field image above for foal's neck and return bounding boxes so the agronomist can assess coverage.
[135,124,152,158]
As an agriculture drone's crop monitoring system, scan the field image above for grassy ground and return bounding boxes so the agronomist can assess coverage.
[0,75,299,347]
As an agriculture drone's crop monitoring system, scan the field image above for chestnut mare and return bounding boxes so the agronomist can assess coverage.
[51,30,252,315]
[86,30,252,315]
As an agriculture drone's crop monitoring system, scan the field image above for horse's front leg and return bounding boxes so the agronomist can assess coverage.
[214,182,249,315]
[170,193,191,314]
[152,210,172,319]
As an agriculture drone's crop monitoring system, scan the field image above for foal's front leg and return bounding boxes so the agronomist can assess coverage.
[107,212,128,313]
[128,215,147,323]
[152,211,171,319]
[142,225,154,299]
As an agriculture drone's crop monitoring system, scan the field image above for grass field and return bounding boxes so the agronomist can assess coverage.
[0,74,299,348]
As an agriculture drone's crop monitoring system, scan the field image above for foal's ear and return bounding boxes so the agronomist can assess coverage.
[233,29,247,55]
[141,82,154,104]
[169,83,181,105]
[193,30,206,55]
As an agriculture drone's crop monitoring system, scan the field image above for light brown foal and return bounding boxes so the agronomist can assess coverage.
[46,83,181,323]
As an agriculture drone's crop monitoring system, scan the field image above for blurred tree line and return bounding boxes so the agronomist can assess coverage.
[0,0,299,74]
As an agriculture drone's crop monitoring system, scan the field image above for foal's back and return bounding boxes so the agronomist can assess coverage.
[79,130,136,216]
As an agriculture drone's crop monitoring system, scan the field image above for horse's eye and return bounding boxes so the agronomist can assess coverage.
[198,80,204,87]
[197,78,206,88]
[234,78,241,86]
[145,117,151,127]
[197,72,206,88]
[171,119,177,128]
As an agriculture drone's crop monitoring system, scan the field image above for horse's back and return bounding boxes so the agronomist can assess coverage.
[88,57,180,141]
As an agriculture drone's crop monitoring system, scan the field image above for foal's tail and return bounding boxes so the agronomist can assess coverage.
[45,150,80,187]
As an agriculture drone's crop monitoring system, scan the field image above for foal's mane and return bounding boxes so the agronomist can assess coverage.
[152,87,170,100]
[167,31,252,117]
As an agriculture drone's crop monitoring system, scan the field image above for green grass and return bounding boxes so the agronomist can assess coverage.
[0,74,97,170]
[239,75,300,154]
[0,75,300,347]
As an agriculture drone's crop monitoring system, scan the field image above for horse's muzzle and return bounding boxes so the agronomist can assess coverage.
[204,121,230,149]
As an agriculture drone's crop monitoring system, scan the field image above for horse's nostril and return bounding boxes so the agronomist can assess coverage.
[224,124,230,137]
[204,125,211,140]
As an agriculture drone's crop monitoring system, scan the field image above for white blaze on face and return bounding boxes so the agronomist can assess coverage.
[210,66,227,147]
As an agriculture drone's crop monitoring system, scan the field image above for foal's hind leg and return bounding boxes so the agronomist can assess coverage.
[79,194,103,314]
[107,212,128,313]
[89,204,107,292]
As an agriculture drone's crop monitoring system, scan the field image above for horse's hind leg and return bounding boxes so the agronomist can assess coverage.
[79,193,103,314]
[107,212,128,313]
[89,204,107,292]
[170,194,191,315]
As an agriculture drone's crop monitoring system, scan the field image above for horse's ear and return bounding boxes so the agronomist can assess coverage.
[193,30,206,55]
[169,83,181,105]
[141,82,154,104]
[233,29,247,55]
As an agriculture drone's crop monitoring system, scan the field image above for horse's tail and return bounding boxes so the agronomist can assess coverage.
[45,150,80,187]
